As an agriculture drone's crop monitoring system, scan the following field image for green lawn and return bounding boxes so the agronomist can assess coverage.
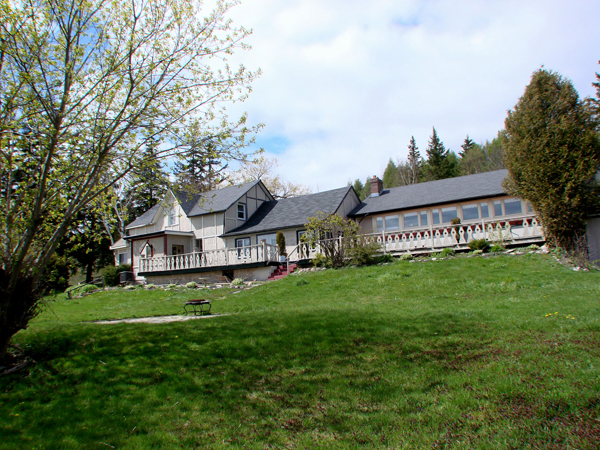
[2,254,599,449]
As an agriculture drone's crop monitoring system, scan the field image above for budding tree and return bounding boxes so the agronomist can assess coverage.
[0,0,260,360]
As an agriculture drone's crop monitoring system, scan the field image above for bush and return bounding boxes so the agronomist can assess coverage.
[313,253,332,268]
[185,282,198,289]
[440,248,455,258]
[347,238,381,266]
[166,283,178,289]
[378,253,395,264]
[231,278,245,286]
[123,285,137,290]
[276,231,287,257]
[468,239,490,252]
[472,249,484,255]
[145,284,156,290]
[101,263,132,287]
[490,245,505,253]
[42,254,76,293]
[400,253,414,261]
[65,283,98,297]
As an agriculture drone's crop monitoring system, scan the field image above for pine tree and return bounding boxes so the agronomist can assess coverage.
[422,127,452,181]
[352,179,366,200]
[382,159,400,188]
[406,136,421,184]
[173,139,228,193]
[503,68,600,251]
[459,135,475,157]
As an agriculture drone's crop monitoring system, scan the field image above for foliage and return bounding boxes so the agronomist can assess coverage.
[123,285,137,291]
[231,278,245,286]
[312,253,332,268]
[421,127,457,181]
[347,237,381,266]
[490,245,505,253]
[276,231,287,257]
[0,0,260,359]
[468,239,491,252]
[503,69,600,252]
[167,284,179,290]
[303,212,360,267]
[231,157,310,199]
[378,253,395,263]
[472,249,484,255]
[185,282,198,289]
[101,264,132,287]
[145,284,156,290]
[42,254,77,293]
[65,283,99,297]
[382,159,400,188]
[404,136,421,185]
[400,253,414,261]
[351,178,366,200]
[440,247,455,258]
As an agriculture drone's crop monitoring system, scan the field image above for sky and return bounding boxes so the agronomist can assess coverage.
[223,0,600,192]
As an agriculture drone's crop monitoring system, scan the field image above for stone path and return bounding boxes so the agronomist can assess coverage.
[91,314,227,325]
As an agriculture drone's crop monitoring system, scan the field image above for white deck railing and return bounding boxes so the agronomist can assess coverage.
[288,214,545,261]
[138,215,545,273]
[139,242,280,273]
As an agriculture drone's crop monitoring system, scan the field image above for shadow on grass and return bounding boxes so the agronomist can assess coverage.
[2,307,599,449]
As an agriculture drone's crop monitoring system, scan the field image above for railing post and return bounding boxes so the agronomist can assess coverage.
[382,231,387,254]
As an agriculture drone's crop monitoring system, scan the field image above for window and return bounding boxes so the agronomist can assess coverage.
[297,230,306,244]
[236,237,251,259]
[118,253,127,264]
[420,211,428,226]
[432,209,441,225]
[375,217,383,231]
[166,206,177,226]
[504,198,523,215]
[441,207,458,223]
[257,233,277,246]
[494,200,503,217]
[481,202,490,218]
[194,239,203,252]
[237,203,246,220]
[172,244,184,255]
[385,215,400,230]
[462,203,479,221]
[141,242,153,258]
[403,212,419,228]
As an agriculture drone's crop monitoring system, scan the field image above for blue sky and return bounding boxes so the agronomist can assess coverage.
[225,0,600,192]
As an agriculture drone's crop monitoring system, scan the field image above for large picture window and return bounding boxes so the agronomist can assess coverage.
[462,204,479,221]
[441,207,458,223]
[403,212,419,228]
[385,215,400,230]
[494,200,503,217]
[420,211,428,226]
[504,198,523,215]
[432,209,440,225]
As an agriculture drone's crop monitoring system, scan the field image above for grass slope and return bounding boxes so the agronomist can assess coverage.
[1,254,599,449]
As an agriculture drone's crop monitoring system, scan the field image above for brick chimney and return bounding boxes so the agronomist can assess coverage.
[370,175,383,197]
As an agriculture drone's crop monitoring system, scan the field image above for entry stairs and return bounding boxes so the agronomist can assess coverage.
[267,264,298,281]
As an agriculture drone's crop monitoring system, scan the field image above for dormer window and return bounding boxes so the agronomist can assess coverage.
[166,205,177,226]
[237,202,246,220]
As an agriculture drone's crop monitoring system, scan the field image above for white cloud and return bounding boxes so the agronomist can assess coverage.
[223,0,600,191]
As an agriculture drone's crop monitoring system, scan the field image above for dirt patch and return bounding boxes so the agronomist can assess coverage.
[90,314,228,325]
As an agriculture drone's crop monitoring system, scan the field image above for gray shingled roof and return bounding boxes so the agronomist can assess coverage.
[223,186,354,237]
[350,170,509,216]
[126,180,264,229]
[175,180,263,216]
[126,204,161,229]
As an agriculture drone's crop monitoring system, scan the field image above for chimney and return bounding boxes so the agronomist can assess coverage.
[370,175,383,197]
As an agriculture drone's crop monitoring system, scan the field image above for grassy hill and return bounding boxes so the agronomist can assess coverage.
[1,253,599,449]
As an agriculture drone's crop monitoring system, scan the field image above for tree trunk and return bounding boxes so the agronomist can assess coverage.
[85,262,94,284]
[0,269,40,363]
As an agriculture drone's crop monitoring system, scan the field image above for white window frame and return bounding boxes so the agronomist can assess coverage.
[237,202,247,220]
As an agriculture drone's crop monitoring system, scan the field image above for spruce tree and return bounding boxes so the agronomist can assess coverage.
[352,179,366,200]
[382,159,400,188]
[406,136,421,184]
[459,135,475,157]
[173,139,228,193]
[423,127,452,181]
[503,68,600,251]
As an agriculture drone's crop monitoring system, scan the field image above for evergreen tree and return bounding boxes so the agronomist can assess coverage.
[459,135,475,157]
[503,68,600,251]
[406,136,421,184]
[352,179,366,200]
[382,158,400,188]
[422,127,452,181]
[127,137,169,222]
[173,139,228,193]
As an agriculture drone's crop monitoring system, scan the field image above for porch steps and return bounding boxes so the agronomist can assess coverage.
[268,264,298,281]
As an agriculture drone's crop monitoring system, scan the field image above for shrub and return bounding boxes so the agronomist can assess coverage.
[65,283,98,297]
[42,254,76,293]
[101,263,132,287]
[276,231,287,257]
[167,283,178,289]
[123,285,137,290]
[145,284,156,290]
[304,212,359,267]
[378,253,395,264]
[231,278,245,286]
[440,248,455,258]
[472,249,484,255]
[399,253,413,261]
[347,238,381,266]
[468,239,490,252]
[185,282,198,289]
[313,253,332,268]
[490,245,505,253]
[526,244,540,251]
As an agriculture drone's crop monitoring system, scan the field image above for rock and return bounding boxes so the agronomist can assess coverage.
[506,249,516,254]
